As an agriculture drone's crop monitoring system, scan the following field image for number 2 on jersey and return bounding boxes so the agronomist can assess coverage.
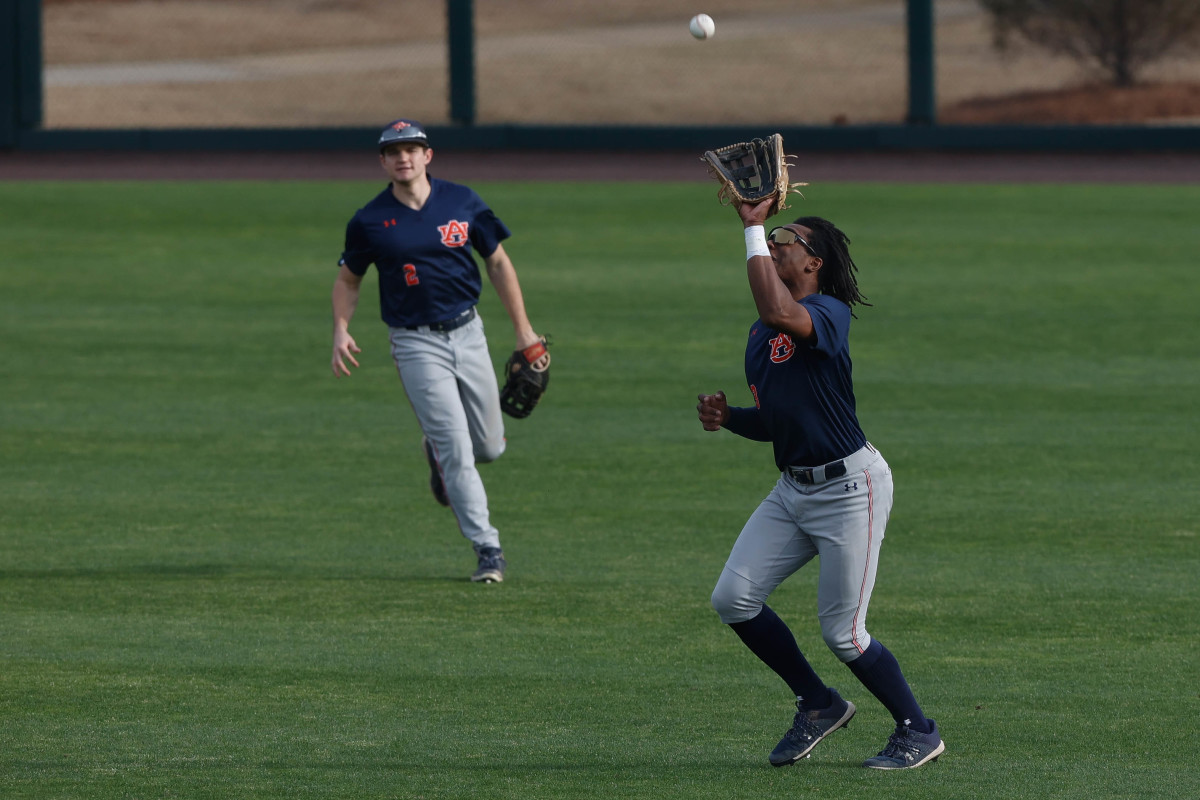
[403,263,420,286]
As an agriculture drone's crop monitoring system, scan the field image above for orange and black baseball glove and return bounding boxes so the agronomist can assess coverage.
[499,338,550,419]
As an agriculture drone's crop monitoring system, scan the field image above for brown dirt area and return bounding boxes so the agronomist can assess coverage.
[38,0,1200,128]
[941,82,1200,125]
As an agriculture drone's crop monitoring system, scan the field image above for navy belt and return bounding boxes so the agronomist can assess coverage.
[788,459,847,485]
[405,307,476,332]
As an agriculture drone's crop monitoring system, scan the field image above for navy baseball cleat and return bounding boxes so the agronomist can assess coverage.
[769,689,856,767]
[471,547,506,583]
[421,436,450,507]
[862,719,945,769]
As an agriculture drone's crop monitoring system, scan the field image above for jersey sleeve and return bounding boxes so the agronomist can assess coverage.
[802,295,851,358]
[723,406,772,442]
[466,195,512,258]
[338,215,374,275]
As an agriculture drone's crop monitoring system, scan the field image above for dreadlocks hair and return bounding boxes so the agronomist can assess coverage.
[792,216,871,312]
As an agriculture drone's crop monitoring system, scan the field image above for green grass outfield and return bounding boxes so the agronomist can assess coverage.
[1,179,1197,799]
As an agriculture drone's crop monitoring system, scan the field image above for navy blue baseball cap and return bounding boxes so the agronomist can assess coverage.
[378,118,429,151]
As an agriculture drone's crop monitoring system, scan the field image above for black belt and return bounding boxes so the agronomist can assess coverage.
[405,307,476,332]
[788,459,847,485]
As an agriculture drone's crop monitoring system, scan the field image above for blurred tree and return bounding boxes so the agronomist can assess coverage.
[978,0,1200,86]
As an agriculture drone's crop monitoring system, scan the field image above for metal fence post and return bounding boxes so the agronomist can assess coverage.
[0,1,17,147]
[2,0,42,148]
[907,0,935,125]
[447,0,476,126]
[19,0,43,132]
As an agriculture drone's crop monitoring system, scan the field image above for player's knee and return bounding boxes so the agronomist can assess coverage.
[820,619,866,663]
[475,438,506,464]
[711,569,762,624]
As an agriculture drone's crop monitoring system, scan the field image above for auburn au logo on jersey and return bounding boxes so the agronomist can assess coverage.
[438,220,470,247]
[769,333,795,363]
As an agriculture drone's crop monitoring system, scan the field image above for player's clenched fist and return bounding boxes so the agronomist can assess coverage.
[697,391,730,431]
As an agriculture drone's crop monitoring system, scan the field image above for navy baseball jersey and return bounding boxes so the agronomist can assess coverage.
[339,178,511,327]
[725,293,867,469]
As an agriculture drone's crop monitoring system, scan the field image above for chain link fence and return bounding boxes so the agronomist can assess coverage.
[39,0,1200,130]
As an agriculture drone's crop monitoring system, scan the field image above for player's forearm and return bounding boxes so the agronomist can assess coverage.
[723,406,772,441]
[485,253,537,345]
[331,277,360,333]
[491,271,530,329]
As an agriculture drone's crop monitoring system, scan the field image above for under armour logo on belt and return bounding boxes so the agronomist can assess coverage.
[844,482,858,492]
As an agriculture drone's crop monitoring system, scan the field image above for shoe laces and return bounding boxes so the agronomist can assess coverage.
[477,548,504,568]
[784,704,821,743]
[879,726,920,759]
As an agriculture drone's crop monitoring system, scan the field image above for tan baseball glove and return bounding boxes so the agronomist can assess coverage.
[701,133,806,217]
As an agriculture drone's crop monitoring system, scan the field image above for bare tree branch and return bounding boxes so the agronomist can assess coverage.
[978,0,1200,86]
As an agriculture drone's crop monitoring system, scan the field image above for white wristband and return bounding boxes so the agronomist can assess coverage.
[745,225,769,260]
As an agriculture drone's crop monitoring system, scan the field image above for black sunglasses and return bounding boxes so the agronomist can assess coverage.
[767,226,818,256]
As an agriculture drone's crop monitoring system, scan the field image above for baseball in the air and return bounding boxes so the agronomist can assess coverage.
[689,14,715,40]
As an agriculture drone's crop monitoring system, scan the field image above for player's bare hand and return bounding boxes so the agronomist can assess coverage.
[697,391,730,431]
[737,198,775,228]
[332,330,361,377]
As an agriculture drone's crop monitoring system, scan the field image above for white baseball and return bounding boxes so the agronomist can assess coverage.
[689,14,715,40]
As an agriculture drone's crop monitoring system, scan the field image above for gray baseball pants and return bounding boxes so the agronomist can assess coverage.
[710,444,893,663]
[389,313,505,551]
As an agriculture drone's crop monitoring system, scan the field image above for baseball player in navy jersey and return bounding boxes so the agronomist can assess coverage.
[696,197,945,769]
[331,119,545,583]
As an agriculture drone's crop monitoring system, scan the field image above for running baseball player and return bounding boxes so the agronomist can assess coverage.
[331,118,546,583]
[696,197,945,769]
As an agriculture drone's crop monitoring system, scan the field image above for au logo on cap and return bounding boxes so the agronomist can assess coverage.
[379,118,429,150]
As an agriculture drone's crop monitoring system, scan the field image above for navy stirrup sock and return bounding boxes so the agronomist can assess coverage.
[847,639,931,733]
[729,605,832,709]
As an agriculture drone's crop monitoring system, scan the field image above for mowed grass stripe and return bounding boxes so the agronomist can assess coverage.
[0,180,1196,799]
